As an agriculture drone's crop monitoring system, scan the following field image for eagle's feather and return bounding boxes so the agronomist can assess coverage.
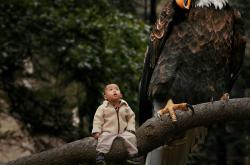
[195,0,228,9]
[139,0,245,164]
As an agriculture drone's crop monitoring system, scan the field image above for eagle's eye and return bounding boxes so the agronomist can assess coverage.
[175,0,191,9]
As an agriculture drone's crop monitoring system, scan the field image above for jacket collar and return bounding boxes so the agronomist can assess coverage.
[103,99,128,107]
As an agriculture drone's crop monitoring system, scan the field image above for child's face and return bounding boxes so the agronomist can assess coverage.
[104,84,122,103]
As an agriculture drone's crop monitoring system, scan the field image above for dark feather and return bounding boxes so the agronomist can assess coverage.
[139,1,176,125]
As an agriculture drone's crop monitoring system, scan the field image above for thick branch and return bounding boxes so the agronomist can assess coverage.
[4,98,250,165]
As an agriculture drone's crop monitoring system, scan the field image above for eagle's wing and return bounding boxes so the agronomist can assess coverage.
[228,9,246,91]
[139,1,176,125]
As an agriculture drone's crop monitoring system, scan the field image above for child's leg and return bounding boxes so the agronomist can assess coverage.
[95,132,117,165]
[119,131,138,157]
[96,132,117,154]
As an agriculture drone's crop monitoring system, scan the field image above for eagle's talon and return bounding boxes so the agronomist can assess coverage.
[155,112,163,120]
[186,103,194,115]
[154,112,162,120]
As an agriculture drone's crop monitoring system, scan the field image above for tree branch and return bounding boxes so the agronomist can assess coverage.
[4,98,250,165]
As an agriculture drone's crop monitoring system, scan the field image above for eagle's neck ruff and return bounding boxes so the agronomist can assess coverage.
[195,0,228,9]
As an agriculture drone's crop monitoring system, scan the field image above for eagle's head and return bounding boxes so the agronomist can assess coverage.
[176,0,229,10]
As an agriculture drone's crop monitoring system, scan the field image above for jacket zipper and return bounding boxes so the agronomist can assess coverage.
[116,107,120,134]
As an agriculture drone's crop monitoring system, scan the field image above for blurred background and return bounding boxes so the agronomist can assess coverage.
[0,0,249,164]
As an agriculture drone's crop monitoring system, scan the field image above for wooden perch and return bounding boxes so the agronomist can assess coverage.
[4,98,250,165]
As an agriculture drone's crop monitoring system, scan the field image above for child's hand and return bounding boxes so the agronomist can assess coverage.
[94,132,100,139]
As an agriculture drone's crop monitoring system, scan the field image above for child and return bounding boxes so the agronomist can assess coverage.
[92,83,140,165]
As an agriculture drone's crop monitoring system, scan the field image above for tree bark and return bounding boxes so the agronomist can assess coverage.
[4,98,250,165]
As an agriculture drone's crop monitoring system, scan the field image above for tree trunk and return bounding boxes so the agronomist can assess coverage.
[4,98,250,165]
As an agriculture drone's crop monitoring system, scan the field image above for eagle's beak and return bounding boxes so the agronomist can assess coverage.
[175,0,191,9]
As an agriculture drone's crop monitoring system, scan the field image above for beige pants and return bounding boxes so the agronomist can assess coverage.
[96,131,138,156]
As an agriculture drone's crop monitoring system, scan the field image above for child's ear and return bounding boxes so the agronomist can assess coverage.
[120,93,123,99]
[104,94,107,100]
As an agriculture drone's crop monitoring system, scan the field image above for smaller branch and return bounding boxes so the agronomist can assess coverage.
[4,98,250,165]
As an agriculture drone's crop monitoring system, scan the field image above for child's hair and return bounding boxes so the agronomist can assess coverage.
[103,83,120,93]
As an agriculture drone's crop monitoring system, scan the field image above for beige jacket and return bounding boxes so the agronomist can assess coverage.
[92,99,135,134]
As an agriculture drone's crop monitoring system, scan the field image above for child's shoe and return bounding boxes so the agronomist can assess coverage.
[96,152,106,165]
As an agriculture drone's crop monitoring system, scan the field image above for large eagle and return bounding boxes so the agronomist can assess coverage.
[139,0,246,164]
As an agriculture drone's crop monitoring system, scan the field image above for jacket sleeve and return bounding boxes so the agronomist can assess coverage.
[126,106,136,132]
[91,106,104,134]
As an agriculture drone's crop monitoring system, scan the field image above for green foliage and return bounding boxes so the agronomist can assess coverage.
[0,0,148,138]
[9,85,78,140]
